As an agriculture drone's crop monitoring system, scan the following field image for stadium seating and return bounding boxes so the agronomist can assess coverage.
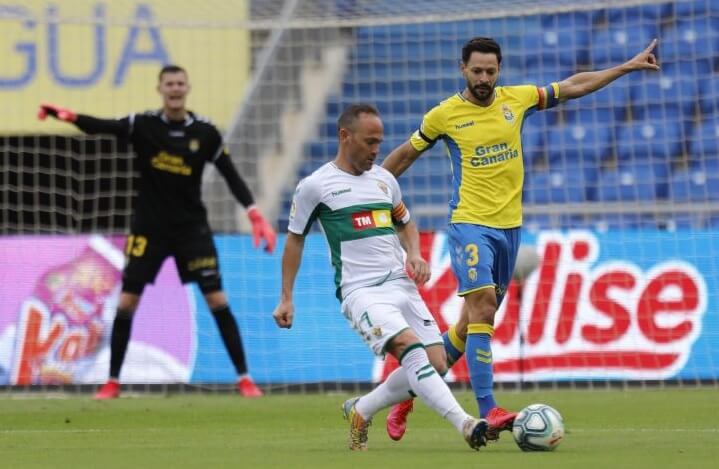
[282,3,719,230]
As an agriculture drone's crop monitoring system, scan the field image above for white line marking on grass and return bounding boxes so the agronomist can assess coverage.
[570,428,719,433]
[0,429,111,434]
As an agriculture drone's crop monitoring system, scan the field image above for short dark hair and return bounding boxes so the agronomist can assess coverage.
[462,37,502,65]
[158,64,187,81]
[337,103,380,132]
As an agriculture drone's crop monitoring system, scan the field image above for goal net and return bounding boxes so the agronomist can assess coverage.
[1,0,718,392]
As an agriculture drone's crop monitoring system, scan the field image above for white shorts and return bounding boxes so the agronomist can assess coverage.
[340,278,443,356]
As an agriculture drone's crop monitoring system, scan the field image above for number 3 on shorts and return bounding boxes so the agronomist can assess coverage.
[465,243,479,266]
[126,235,148,257]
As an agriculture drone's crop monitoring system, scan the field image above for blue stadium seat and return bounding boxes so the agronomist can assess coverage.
[306,140,338,159]
[521,122,545,168]
[669,161,719,202]
[524,162,596,204]
[698,73,719,118]
[674,0,719,19]
[591,213,658,231]
[522,67,566,90]
[540,11,592,31]
[615,119,681,163]
[522,28,589,69]
[589,24,658,69]
[665,213,701,230]
[690,117,719,160]
[524,107,556,136]
[546,122,611,166]
[563,80,630,123]
[606,3,673,23]
[660,18,718,65]
[705,216,719,228]
[522,214,552,232]
[629,64,698,120]
[597,161,669,202]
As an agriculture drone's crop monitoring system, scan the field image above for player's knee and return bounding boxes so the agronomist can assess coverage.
[117,291,141,314]
[386,330,421,359]
[204,290,227,311]
[466,303,498,325]
[465,292,498,324]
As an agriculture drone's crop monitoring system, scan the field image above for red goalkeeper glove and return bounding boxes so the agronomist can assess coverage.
[37,103,77,122]
[247,206,276,254]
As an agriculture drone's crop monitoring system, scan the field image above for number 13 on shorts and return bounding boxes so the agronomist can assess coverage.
[125,235,148,257]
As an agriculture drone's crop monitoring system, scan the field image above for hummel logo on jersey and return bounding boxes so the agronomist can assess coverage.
[331,188,352,197]
[455,120,475,130]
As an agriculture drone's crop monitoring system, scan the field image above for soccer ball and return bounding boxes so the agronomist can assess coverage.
[512,403,565,452]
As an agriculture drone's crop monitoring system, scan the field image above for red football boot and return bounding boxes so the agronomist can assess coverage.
[485,407,517,441]
[93,379,120,400]
[386,399,414,441]
[237,376,263,397]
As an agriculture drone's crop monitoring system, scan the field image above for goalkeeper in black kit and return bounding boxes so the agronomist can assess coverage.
[38,64,276,399]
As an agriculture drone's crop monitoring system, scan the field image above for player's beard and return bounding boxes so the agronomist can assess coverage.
[468,82,494,103]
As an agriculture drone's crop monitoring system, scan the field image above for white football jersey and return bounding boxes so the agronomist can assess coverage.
[288,162,411,300]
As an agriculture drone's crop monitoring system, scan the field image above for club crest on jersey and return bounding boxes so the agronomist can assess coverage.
[502,104,514,123]
[468,268,477,281]
[377,181,389,195]
[189,139,200,152]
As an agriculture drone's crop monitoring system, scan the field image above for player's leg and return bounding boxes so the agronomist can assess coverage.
[203,290,262,397]
[451,224,519,439]
[176,225,262,397]
[386,281,449,441]
[342,284,487,450]
[447,224,502,416]
[95,232,165,400]
[443,303,469,367]
[385,330,487,450]
[480,227,522,438]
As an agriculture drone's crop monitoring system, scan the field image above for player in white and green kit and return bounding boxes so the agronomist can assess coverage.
[273,104,488,452]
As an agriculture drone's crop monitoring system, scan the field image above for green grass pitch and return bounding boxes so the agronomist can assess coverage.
[1,388,716,468]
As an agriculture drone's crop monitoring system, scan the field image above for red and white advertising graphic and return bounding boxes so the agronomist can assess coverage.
[376,231,708,382]
[0,235,196,386]
[10,236,124,385]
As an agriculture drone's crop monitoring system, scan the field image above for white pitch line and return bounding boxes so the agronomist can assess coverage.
[569,428,719,433]
[0,429,111,434]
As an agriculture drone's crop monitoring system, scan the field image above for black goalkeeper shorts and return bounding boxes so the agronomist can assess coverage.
[121,224,222,295]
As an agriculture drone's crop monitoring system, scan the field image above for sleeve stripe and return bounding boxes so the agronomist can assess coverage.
[418,129,436,144]
[211,145,225,162]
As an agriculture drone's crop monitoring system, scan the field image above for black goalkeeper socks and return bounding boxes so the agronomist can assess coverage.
[211,305,249,375]
[109,310,134,379]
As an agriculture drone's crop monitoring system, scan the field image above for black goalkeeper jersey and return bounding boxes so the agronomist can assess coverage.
[74,110,253,233]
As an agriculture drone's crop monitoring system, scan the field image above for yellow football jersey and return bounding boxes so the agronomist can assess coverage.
[410,84,560,228]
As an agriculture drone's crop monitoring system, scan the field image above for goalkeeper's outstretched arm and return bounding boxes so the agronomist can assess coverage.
[37,103,129,137]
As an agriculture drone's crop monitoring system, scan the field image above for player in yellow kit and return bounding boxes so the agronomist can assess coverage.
[382,36,659,442]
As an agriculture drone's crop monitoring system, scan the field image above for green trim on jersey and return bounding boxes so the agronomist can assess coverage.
[316,201,397,299]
